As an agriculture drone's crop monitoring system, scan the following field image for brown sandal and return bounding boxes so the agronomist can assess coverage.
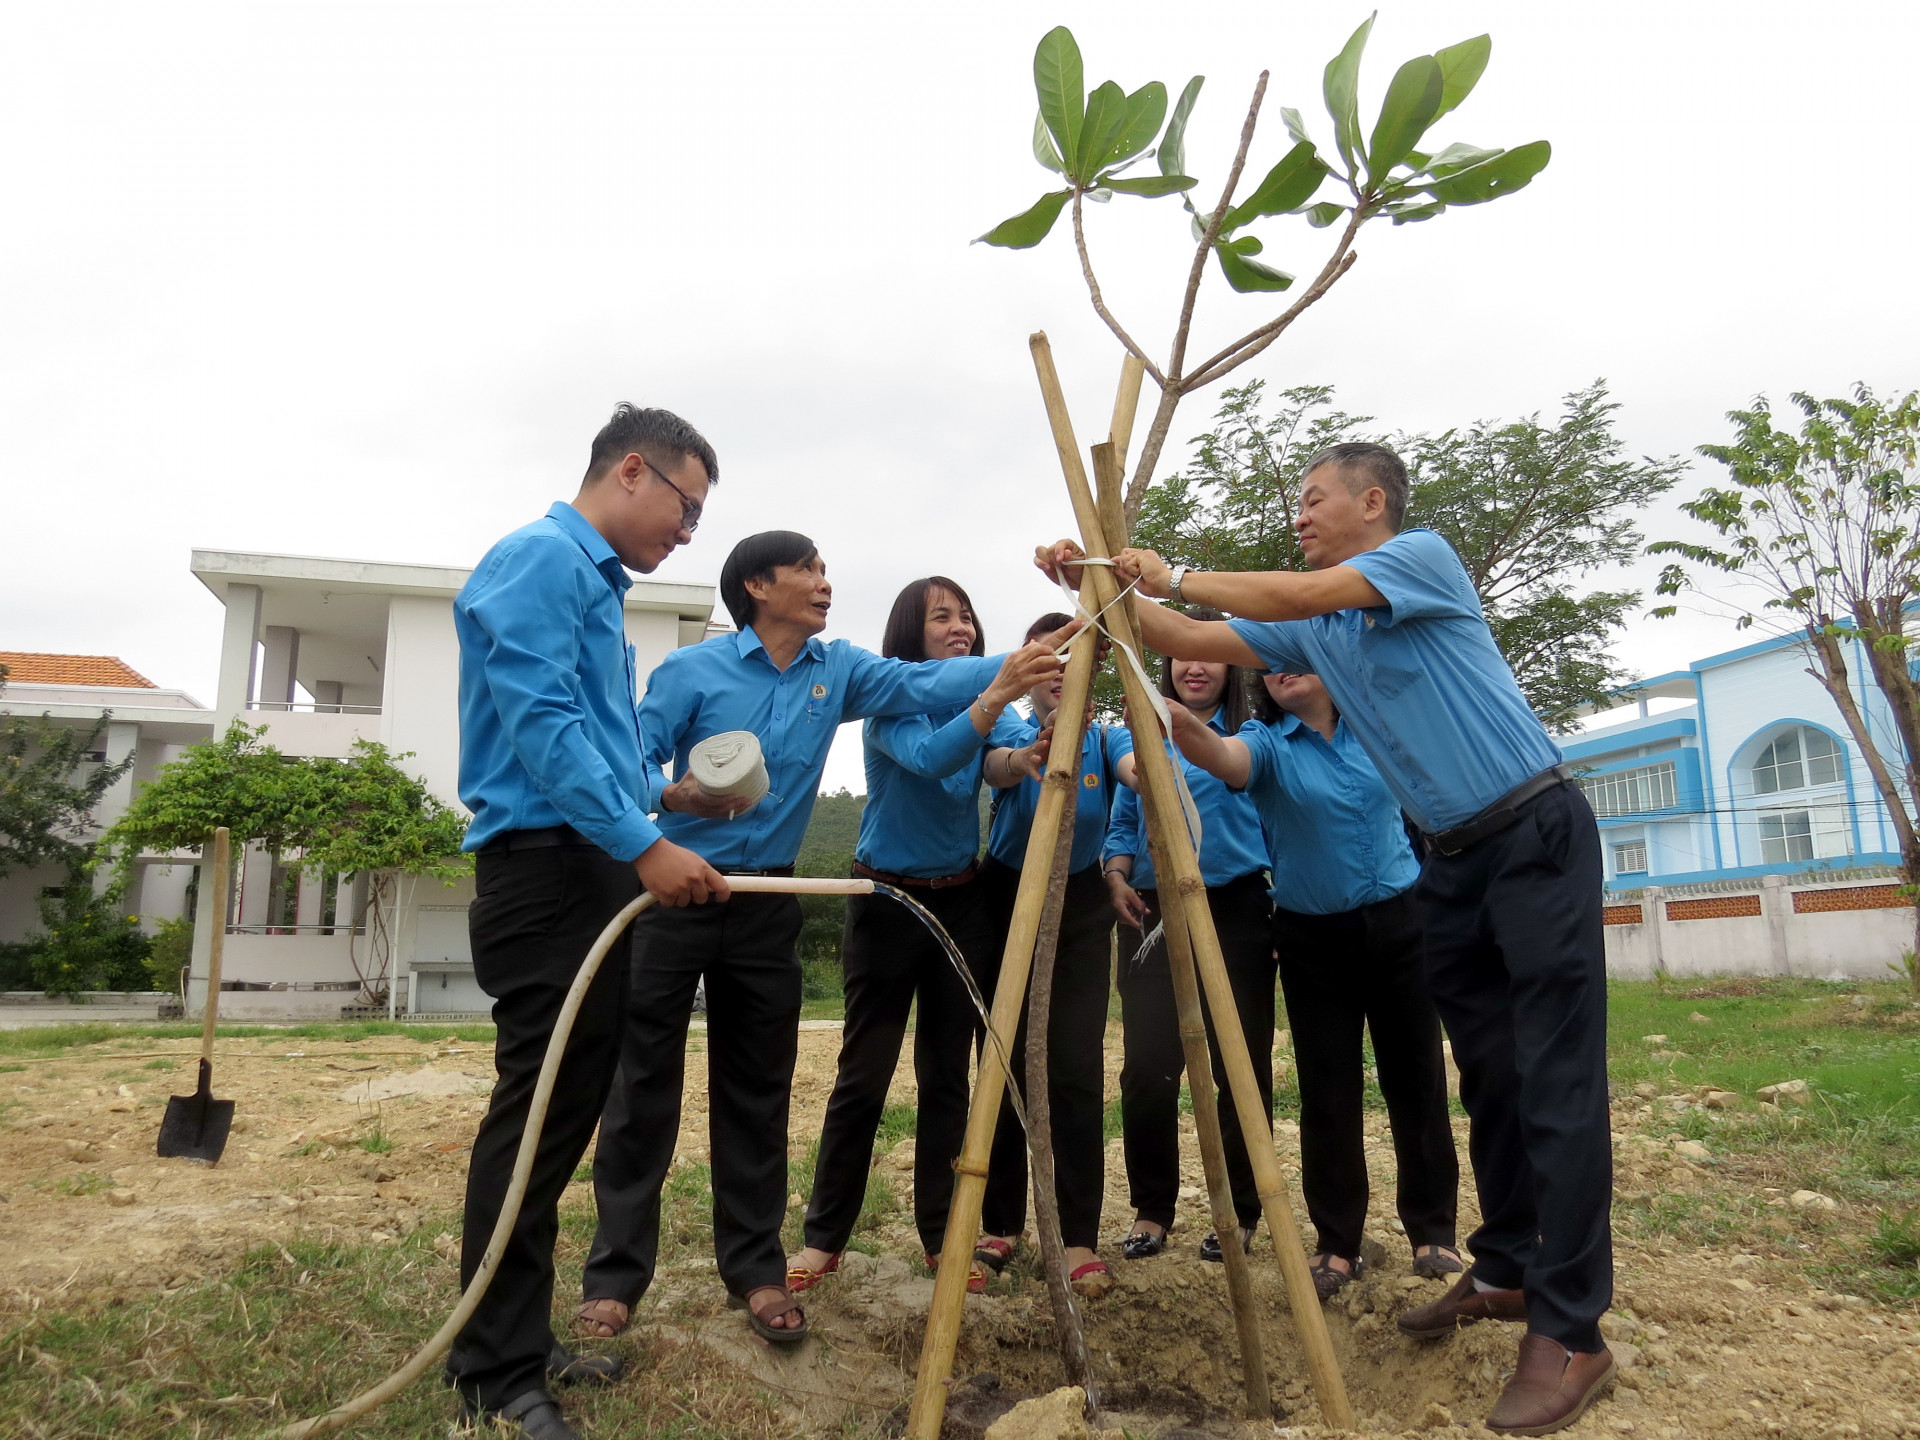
[572,1298,630,1339]
[729,1284,808,1346]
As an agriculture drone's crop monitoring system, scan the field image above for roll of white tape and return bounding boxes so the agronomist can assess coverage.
[687,730,770,808]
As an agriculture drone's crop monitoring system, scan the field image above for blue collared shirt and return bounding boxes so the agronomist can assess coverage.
[641,629,1004,869]
[1238,711,1421,915]
[1101,711,1269,891]
[455,502,660,862]
[1227,528,1562,833]
[856,703,1028,878]
[987,720,1123,874]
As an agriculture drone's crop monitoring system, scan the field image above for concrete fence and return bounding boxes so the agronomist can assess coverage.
[1603,871,1915,979]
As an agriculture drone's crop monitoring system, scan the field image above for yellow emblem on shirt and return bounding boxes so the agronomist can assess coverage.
[811,684,827,698]
[1083,772,1099,788]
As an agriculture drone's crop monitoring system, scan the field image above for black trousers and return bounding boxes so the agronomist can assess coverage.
[1416,780,1612,1353]
[448,842,637,1411]
[1272,887,1459,1260]
[977,858,1113,1250]
[584,891,804,1305]
[1116,873,1274,1231]
[804,879,996,1254]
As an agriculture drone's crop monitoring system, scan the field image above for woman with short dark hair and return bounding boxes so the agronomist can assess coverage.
[1102,618,1273,1264]
[787,577,1049,1297]
[973,611,1123,1298]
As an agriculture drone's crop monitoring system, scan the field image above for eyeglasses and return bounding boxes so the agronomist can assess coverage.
[641,457,703,533]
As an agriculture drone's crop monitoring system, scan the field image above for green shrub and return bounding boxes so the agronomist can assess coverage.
[144,914,193,994]
[27,874,153,994]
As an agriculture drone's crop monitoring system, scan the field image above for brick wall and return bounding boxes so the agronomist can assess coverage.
[1666,895,1762,921]
[1793,884,1908,914]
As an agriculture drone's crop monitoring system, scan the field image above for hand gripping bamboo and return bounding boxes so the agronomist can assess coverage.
[1033,334,1356,1431]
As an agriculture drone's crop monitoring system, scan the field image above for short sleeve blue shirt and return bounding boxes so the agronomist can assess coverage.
[1227,528,1561,833]
[1238,713,1420,914]
[986,719,1118,874]
[1100,712,1268,891]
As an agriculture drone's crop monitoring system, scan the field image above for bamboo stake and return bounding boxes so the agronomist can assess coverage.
[1094,449,1271,1420]
[1032,331,1356,1431]
[907,602,1103,1440]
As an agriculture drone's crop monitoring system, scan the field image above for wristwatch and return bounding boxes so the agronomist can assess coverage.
[1169,564,1189,603]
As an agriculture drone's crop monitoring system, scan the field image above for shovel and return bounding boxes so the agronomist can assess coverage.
[159,826,235,1162]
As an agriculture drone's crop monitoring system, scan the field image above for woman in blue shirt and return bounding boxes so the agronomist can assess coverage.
[975,611,1121,1297]
[1100,625,1272,1265]
[1168,668,1460,1301]
[787,578,1046,1296]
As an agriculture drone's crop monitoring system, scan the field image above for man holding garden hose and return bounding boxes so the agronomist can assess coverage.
[448,404,734,1440]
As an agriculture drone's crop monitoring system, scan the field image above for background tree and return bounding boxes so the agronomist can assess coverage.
[1652,384,1920,985]
[104,722,468,1005]
[0,664,135,881]
[1121,379,1684,729]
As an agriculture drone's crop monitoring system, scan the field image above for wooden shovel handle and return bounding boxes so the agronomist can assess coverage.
[201,827,230,1064]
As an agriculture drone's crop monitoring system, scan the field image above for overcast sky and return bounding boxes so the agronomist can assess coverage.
[4,2,1915,795]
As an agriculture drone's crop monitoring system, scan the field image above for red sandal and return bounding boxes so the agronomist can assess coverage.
[927,1251,988,1293]
[786,1251,841,1294]
[973,1237,1015,1274]
[1068,1259,1113,1298]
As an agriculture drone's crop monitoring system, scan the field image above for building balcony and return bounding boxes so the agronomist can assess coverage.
[244,699,381,757]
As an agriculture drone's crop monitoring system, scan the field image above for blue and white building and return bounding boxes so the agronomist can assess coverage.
[1566,627,1912,892]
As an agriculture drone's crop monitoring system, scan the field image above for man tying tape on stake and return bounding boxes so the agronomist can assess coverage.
[578,531,1071,1349]
[1037,441,1615,1439]
[449,404,729,1440]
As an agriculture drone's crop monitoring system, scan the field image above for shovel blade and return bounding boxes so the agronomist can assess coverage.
[157,1059,235,1162]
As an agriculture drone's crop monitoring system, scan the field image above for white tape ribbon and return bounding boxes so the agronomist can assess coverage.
[688,730,770,812]
[1050,557,1204,856]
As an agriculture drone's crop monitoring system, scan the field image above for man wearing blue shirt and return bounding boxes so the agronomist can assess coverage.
[450,403,730,1440]
[578,532,1062,1347]
[1040,441,1614,1437]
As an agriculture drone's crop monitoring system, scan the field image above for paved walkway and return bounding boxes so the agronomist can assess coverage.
[0,1005,169,1029]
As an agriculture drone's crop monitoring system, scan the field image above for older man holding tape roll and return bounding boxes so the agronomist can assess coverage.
[578,530,1069,1348]
[449,404,729,1440]
[1039,441,1615,1438]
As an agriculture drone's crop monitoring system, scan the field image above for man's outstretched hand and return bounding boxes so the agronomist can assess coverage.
[636,838,730,907]
[1035,540,1085,590]
[1112,548,1174,599]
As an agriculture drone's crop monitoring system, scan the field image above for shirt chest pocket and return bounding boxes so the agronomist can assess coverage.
[1357,624,1421,701]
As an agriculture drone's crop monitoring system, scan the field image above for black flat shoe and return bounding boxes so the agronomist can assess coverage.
[547,1341,625,1386]
[1120,1229,1167,1260]
[1198,1226,1255,1263]
[455,1388,580,1440]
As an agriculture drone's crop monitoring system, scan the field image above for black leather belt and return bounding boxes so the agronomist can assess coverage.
[1425,765,1572,857]
[852,859,978,890]
[478,824,594,855]
[726,864,796,878]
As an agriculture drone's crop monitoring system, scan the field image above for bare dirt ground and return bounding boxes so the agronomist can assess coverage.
[3,1023,1917,1439]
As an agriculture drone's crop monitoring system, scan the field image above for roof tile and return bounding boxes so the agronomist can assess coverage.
[0,652,158,688]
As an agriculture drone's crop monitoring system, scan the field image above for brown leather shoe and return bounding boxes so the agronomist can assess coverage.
[1485,1334,1616,1435]
[1396,1271,1528,1338]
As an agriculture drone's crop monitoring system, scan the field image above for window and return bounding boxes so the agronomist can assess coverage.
[1758,806,1852,864]
[1751,726,1842,795]
[1580,761,1678,817]
[1613,840,1648,875]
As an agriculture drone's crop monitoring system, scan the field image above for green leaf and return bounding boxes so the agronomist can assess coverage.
[1033,111,1064,174]
[1386,199,1448,224]
[1367,55,1444,182]
[1108,81,1169,168]
[1223,234,1263,254]
[1422,141,1502,176]
[1280,106,1313,147]
[1303,202,1346,228]
[1223,141,1327,229]
[1034,27,1085,172]
[1101,173,1196,196]
[1322,12,1376,177]
[1422,139,1550,204]
[1432,35,1491,121]
[1160,76,1204,177]
[1075,80,1128,183]
[975,190,1072,248]
[1215,245,1295,292]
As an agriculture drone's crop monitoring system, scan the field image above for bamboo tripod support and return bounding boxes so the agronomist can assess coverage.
[1031,332,1356,1432]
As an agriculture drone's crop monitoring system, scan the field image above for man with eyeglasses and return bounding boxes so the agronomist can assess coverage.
[448,403,730,1440]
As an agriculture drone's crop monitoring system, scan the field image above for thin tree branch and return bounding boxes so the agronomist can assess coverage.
[1167,72,1269,388]
[1185,205,1367,389]
[1071,191,1166,389]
